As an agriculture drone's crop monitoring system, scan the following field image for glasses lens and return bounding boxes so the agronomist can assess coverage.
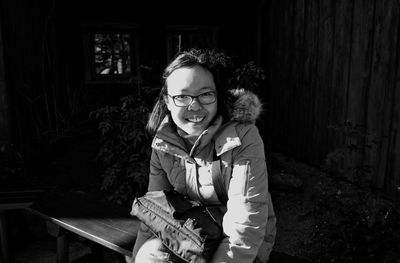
[199,92,216,104]
[174,95,192,106]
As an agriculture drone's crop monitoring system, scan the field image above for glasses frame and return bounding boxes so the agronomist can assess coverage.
[167,91,217,107]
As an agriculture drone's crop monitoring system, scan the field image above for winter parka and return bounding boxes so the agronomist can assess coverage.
[132,89,276,263]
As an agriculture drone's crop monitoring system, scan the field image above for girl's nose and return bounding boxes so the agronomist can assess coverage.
[187,98,202,111]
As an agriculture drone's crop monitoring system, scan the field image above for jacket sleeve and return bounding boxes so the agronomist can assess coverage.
[131,149,173,260]
[147,149,173,191]
[211,125,271,263]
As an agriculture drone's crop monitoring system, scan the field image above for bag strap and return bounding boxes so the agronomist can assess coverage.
[211,149,228,204]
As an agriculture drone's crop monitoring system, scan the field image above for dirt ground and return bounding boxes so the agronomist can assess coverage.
[267,152,319,259]
[267,151,400,263]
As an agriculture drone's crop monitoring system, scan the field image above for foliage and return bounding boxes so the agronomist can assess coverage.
[307,121,400,262]
[321,120,378,188]
[0,143,24,185]
[90,95,152,205]
[19,2,92,163]
[0,142,39,187]
[230,61,266,91]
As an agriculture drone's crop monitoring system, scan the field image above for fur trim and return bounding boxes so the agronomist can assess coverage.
[227,88,263,123]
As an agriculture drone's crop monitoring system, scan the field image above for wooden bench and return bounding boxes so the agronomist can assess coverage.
[0,188,45,263]
[22,190,310,263]
[25,191,141,263]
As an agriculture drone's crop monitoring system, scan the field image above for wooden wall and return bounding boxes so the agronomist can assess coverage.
[0,0,54,167]
[262,0,400,197]
[0,17,10,142]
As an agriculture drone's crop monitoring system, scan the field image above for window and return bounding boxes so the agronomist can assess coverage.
[94,33,131,76]
[82,23,140,83]
[166,25,218,60]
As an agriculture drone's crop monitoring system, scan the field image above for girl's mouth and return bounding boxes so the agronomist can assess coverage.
[186,116,205,123]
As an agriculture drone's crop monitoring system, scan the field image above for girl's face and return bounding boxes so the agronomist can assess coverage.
[165,65,218,136]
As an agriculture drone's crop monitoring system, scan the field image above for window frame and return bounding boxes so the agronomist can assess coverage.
[166,25,219,61]
[81,23,141,84]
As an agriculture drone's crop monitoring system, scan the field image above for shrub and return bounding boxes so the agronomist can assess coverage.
[90,95,152,205]
[0,142,25,187]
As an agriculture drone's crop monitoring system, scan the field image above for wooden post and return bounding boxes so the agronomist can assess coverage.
[0,16,10,142]
[57,229,69,263]
[0,211,13,263]
[46,222,69,263]
[256,0,265,66]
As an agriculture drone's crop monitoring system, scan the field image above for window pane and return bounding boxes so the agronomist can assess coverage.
[170,31,215,58]
[94,33,131,75]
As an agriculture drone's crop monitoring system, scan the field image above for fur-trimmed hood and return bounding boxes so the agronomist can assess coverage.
[227,88,263,123]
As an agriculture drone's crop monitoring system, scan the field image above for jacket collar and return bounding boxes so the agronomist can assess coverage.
[152,115,241,158]
[151,115,190,160]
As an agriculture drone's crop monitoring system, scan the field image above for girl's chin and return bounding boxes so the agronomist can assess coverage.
[182,124,206,135]
[186,128,204,136]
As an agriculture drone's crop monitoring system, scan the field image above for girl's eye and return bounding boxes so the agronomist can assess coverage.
[199,92,216,100]
[200,92,214,97]
[175,95,190,101]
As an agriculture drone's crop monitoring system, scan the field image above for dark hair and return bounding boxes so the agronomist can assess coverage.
[146,48,232,135]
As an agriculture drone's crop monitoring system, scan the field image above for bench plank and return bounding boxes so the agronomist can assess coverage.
[0,188,45,210]
[25,191,140,257]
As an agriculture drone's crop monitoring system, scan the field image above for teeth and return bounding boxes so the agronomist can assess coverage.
[187,116,204,123]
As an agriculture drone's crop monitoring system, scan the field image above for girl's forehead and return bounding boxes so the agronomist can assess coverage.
[166,66,216,93]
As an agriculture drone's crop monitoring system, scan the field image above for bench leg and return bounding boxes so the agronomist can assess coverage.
[46,222,69,263]
[89,241,105,263]
[56,228,69,263]
[0,211,14,263]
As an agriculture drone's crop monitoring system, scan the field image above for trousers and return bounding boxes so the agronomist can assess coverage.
[133,239,189,263]
[129,238,265,263]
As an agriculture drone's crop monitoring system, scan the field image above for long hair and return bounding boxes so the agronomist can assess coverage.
[146,48,232,135]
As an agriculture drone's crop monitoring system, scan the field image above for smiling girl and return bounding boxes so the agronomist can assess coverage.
[130,49,276,263]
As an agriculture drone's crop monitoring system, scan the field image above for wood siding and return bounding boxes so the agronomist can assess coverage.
[0,17,10,142]
[262,0,400,197]
[0,0,53,165]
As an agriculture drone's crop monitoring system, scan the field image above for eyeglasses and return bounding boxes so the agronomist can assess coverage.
[168,91,217,107]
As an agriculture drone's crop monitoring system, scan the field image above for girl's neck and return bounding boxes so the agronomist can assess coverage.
[176,128,199,151]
